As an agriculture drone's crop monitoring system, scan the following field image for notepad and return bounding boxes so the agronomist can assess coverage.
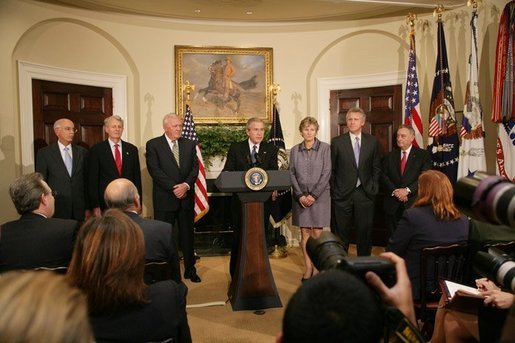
[440,280,485,314]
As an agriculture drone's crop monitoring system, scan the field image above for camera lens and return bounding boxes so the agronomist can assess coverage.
[306,232,347,271]
[455,171,515,228]
[474,248,515,292]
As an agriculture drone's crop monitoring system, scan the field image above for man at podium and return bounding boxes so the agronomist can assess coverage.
[222,117,278,278]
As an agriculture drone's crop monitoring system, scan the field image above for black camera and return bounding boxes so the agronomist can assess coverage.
[306,231,396,288]
[474,247,515,292]
[454,171,515,228]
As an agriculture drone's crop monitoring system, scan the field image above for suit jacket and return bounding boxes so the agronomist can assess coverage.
[381,146,431,214]
[145,135,198,211]
[0,212,79,272]
[330,132,381,200]
[125,211,181,283]
[36,143,89,221]
[387,205,469,299]
[222,140,278,172]
[90,281,191,343]
[88,140,142,210]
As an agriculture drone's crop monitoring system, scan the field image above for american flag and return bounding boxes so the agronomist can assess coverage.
[182,104,209,222]
[427,19,460,183]
[404,32,423,148]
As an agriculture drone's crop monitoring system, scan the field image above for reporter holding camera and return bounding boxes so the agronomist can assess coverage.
[277,252,420,343]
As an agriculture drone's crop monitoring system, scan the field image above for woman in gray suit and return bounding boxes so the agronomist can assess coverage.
[289,117,331,281]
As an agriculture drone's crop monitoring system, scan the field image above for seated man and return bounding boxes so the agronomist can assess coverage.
[277,252,419,343]
[0,173,79,272]
[104,178,181,283]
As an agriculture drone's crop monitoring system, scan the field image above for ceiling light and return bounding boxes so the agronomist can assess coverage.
[194,9,201,13]
[245,11,253,15]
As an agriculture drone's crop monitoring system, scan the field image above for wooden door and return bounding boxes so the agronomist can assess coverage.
[330,85,402,246]
[32,80,112,155]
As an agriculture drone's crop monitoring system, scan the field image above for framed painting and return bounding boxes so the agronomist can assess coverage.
[175,45,273,124]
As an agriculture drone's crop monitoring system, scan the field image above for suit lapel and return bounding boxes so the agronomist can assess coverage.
[343,134,358,168]
[71,145,81,177]
[102,140,119,175]
[51,144,70,177]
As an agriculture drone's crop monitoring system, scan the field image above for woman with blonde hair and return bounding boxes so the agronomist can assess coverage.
[387,170,469,299]
[67,208,191,343]
[289,116,331,281]
[0,270,93,343]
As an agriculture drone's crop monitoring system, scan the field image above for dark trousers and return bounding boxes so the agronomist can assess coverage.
[385,203,406,240]
[155,208,196,276]
[331,186,375,256]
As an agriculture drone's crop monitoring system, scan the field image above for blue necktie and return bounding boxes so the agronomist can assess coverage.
[64,147,72,176]
[354,137,360,165]
[251,145,257,164]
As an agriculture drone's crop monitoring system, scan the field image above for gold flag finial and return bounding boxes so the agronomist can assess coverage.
[406,12,417,33]
[182,81,196,103]
[467,0,481,11]
[433,4,446,19]
[269,82,281,103]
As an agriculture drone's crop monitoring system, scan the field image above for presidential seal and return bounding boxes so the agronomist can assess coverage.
[244,167,269,191]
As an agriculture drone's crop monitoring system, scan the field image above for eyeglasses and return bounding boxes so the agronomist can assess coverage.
[61,127,77,133]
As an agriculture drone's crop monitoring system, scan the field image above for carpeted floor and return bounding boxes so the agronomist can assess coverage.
[183,245,385,342]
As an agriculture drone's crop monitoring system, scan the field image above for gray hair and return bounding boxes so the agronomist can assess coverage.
[346,107,366,121]
[104,115,124,127]
[162,113,181,127]
[9,173,48,214]
[246,117,264,130]
[53,118,72,130]
[397,124,415,136]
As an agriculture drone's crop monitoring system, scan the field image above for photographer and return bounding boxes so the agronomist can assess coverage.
[276,252,418,343]
[431,278,514,343]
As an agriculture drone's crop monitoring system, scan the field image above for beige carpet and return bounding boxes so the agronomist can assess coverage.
[183,245,385,342]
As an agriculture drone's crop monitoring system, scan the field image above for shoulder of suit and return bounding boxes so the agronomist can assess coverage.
[121,140,138,150]
[47,218,80,229]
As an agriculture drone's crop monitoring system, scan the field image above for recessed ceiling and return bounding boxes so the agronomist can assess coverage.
[35,0,466,22]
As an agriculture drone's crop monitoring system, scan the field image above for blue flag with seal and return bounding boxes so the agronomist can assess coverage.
[427,19,459,183]
[268,104,292,227]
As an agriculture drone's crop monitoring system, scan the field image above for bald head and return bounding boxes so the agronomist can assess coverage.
[104,178,140,211]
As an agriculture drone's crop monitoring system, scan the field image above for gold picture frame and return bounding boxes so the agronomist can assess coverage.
[175,45,273,124]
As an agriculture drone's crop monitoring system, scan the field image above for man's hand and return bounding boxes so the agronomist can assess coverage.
[393,188,409,202]
[173,183,188,199]
[365,252,417,326]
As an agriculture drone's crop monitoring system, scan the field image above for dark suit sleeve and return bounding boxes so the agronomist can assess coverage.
[264,144,278,170]
[222,143,238,171]
[88,145,101,208]
[35,149,49,180]
[381,154,397,194]
[370,138,381,195]
[406,149,431,195]
[146,139,176,192]
[386,211,413,256]
[132,145,143,203]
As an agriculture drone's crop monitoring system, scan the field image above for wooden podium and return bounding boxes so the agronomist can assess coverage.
[215,170,291,311]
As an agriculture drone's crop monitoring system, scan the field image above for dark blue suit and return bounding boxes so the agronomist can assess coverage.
[36,143,89,221]
[88,140,142,210]
[0,213,79,272]
[145,135,198,276]
[330,132,381,255]
[387,206,469,299]
[381,146,431,236]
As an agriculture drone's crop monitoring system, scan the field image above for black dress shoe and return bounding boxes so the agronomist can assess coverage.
[185,272,201,283]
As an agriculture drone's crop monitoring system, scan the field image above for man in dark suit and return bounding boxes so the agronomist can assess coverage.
[330,107,381,256]
[36,118,89,221]
[0,172,79,272]
[104,178,181,283]
[382,125,431,237]
[88,115,142,216]
[222,117,278,277]
[146,113,201,283]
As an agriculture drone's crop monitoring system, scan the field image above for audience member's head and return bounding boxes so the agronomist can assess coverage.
[413,169,462,221]
[0,270,93,343]
[278,269,384,343]
[9,172,55,217]
[104,178,141,213]
[67,208,147,314]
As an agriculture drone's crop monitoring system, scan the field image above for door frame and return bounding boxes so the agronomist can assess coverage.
[18,60,128,173]
[317,70,405,143]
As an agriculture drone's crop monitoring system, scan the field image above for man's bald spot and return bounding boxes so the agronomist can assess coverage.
[104,178,138,209]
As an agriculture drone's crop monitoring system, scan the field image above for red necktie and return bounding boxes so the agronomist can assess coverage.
[400,151,407,175]
[114,143,122,175]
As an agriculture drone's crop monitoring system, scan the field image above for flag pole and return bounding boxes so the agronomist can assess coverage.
[268,82,288,259]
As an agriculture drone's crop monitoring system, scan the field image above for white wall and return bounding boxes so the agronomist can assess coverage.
[0,0,509,222]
